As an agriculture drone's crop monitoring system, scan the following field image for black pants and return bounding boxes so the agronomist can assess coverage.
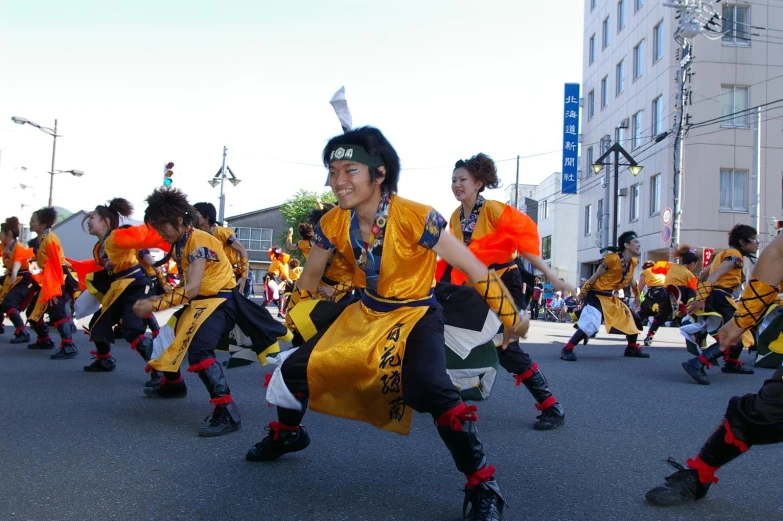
[90,279,152,354]
[725,367,783,445]
[1,274,34,329]
[639,287,666,320]
[703,290,743,359]
[278,306,461,423]
[163,300,237,380]
[26,286,73,343]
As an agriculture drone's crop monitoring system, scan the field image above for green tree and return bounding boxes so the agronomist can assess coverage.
[279,189,336,262]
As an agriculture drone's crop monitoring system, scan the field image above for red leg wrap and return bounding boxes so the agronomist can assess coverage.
[53,317,72,328]
[627,343,640,349]
[686,456,720,485]
[268,420,300,441]
[151,329,160,339]
[160,375,183,386]
[129,336,145,351]
[14,326,25,335]
[89,350,112,360]
[465,465,496,489]
[264,373,273,388]
[697,355,712,369]
[564,343,576,350]
[535,395,558,411]
[187,357,217,373]
[210,395,233,407]
[722,419,749,452]
[513,363,539,386]
[435,402,479,432]
[6,308,16,316]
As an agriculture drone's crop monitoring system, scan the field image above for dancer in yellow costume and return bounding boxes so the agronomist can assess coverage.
[637,260,666,345]
[0,217,36,343]
[440,152,569,431]
[646,231,783,507]
[681,224,759,385]
[26,207,77,359]
[193,202,249,294]
[561,231,648,361]
[133,188,289,437]
[253,127,526,521]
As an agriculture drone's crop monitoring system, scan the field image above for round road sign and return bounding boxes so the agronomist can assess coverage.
[661,225,672,243]
[662,207,673,225]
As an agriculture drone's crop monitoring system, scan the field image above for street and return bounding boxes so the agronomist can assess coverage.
[1,318,779,521]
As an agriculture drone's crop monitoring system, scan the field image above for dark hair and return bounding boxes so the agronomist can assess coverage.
[33,207,58,229]
[1,217,20,238]
[288,258,300,269]
[641,261,655,270]
[454,153,500,193]
[83,198,133,232]
[728,224,758,251]
[193,202,217,226]
[297,222,314,241]
[673,244,699,265]
[144,188,198,229]
[307,202,336,226]
[602,231,638,254]
[322,126,401,194]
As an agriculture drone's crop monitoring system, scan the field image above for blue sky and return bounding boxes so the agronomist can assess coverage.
[0,0,583,221]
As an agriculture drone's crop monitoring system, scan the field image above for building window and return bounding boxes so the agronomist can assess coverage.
[542,199,549,220]
[603,17,610,49]
[617,0,626,32]
[616,59,625,96]
[630,184,641,221]
[650,174,661,215]
[236,227,273,251]
[653,21,664,63]
[591,0,596,11]
[586,146,594,175]
[633,41,643,80]
[615,127,625,147]
[589,35,596,65]
[722,4,750,46]
[542,235,552,260]
[652,96,663,136]
[585,204,592,236]
[588,90,595,120]
[635,0,643,11]
[632,111,643,149]
[721,85,750,127]
[597,199,604,231]
[600,135,611,155]
[601,76,609,109]
[719,169,749,212]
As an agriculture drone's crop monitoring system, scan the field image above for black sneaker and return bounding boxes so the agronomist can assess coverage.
[27,338,54,349]
[534,407,565,431]
[643,336,654,347]
[50,343,78,359]
[10,331,31,344]
[624,345,651,358]
[143,379,187,398]
[645,458,710,506]
[682,358,710,385]
[560,347,577,362]
[83,357,116,372]
[721,362,754,375]
[463,478,505,521]
[246,423,311,462]
[198,403,241,437]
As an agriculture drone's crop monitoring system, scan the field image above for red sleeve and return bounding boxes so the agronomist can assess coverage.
[112,224,170,252]
[40,241,65,301]
[66,258,104,292]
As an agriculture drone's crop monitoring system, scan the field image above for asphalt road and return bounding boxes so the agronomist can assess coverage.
[0,316,779,521]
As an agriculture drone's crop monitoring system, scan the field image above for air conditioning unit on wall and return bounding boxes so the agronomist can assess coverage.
[618,118,629,129]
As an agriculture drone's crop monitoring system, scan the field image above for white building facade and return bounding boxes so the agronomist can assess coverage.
[578,0,783,278]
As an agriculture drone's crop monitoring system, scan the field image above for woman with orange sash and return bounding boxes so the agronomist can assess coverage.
[0,217,35,343]
[680,225,758,385]
[561,231,648,361]
[641,247,699,346]
[134,188,289,437]
[75,199,167,377]
[256,127,527,521]
[440,152,568,430]
[26,207,77,359]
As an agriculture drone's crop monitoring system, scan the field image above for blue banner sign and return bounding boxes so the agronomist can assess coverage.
[561,83,580,194]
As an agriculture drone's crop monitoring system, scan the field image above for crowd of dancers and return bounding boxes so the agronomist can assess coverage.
[3,125,782,520]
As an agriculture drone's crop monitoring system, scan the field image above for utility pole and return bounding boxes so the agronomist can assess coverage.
[664,0,722,251]
[48,119,58,207]
[514,155,520,209]
[751,106,762,240]
[601,137,611,250]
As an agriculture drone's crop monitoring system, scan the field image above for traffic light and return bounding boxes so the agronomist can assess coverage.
[162,162,175,187]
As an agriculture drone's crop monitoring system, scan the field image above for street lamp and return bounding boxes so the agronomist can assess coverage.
[592,141,643,249]
[50,169,85,177]
[208,146,241,223]
[11,116,83,206]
